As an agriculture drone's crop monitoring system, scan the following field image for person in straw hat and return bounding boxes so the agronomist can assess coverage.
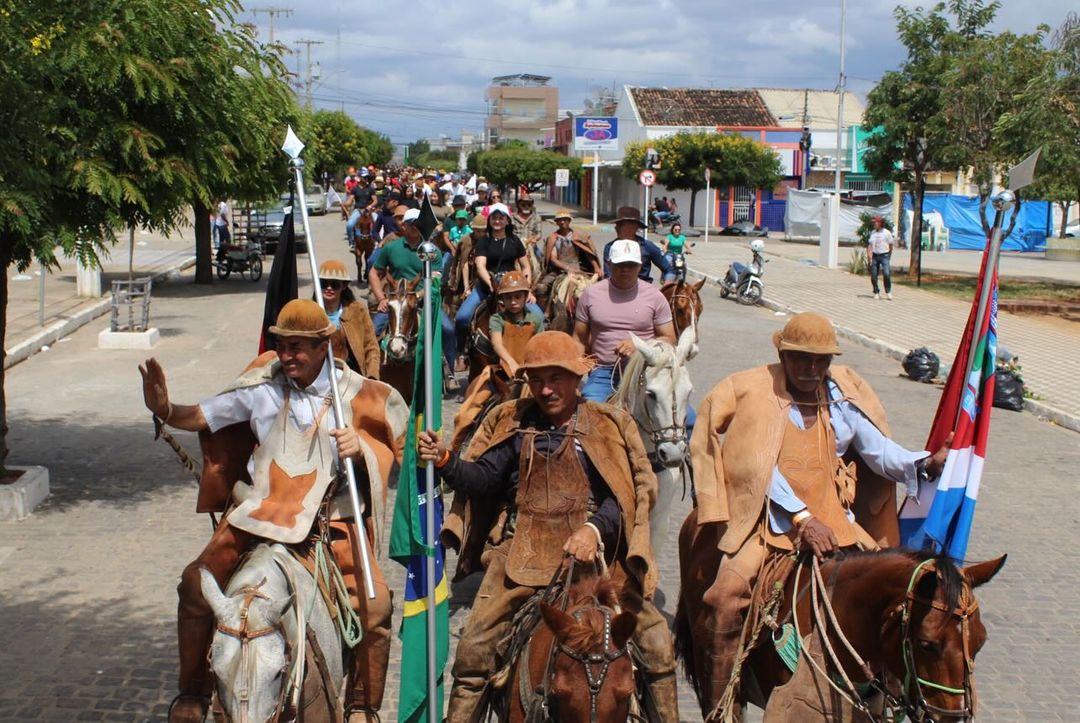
[418,330,681,721]
[318,259,381,379]
[683,311,949,716]
[534,208,600,309]
[140,298,408,723]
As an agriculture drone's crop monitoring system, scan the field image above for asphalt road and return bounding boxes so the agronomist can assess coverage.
[0,211,1074,721]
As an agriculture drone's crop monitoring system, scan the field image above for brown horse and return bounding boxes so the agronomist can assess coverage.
[545,271,598,334]
[676,508,1006,722]
[353,212,376,282]
[379,276,420,406]
[501,573,640,723]
[660,278,704,359]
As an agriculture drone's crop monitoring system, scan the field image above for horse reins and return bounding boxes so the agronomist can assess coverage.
[547,607,634,723]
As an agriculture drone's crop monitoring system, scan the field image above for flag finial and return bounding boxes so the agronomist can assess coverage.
[281,125,305,160]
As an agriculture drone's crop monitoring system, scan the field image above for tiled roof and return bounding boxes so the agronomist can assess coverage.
[628,87,775,127]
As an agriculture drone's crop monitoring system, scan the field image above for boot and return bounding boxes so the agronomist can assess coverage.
[173,615,214,722]
[644,670,680,723]
[345,631,390,720]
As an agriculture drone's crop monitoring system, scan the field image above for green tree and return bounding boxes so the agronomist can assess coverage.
[302,109,394,178]
[474,149,582,195]
[407,139,431,162]
[0,0,294,466]
[998,12,1080,237]
[622,133,782,225]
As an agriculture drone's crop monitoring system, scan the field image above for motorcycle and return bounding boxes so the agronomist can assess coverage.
[719,240,766,305]
[669,252,688,283]
[648,209,681,232]
[216,239,264,282]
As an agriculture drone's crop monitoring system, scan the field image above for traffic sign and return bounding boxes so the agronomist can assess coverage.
[639,169,656,187]
[555,168,570,187]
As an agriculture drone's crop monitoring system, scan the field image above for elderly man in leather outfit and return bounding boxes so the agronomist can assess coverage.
[418,331,679,722]
[686,312,948,718]
[141,299,406,723]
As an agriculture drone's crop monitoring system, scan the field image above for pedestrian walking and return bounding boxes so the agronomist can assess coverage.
[867,215,895,300]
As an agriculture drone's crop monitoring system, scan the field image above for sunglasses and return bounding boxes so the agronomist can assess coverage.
[321,280,344,290]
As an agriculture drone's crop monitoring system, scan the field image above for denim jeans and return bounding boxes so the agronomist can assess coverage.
[582,365,697,432]
[373,309,457,370]
[346,209,362,245]
[455,285,541,353]
[870,252,892,294]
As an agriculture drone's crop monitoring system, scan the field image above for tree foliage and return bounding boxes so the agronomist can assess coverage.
[997,12,1080,236]
[622,132,782,225]
[0,0,296,465]
[472,149,582,193]
[300,109,394,178]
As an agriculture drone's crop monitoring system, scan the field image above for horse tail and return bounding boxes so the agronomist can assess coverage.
[674,588,701,701]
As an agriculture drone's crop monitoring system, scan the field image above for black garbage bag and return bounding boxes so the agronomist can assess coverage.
[993,369,1025,411]
[902,347,939,382]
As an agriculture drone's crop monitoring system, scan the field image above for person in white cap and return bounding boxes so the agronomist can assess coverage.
[573,238,676,402]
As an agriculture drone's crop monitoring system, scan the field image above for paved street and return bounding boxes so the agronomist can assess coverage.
[1,211,1077,721]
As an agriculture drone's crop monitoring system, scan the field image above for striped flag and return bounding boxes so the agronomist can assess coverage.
[388,277,449,723]
[899,247,998,560]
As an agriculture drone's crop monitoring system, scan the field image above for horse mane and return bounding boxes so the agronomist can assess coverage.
[836,548,966,610]
[557,576,622,651]
[610,351,647,410]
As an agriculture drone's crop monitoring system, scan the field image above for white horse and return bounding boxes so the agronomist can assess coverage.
[610,328,694,557]
[199,543,345,723]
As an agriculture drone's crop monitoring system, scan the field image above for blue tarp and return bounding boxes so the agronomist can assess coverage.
[902,194,1050,251]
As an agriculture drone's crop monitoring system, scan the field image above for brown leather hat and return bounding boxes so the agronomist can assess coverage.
[518,331,593,377]
[772,312,842,355]
[269,299,335,339]
[614,206,646,228]
[318,259,352,282]
[496,270,529,295]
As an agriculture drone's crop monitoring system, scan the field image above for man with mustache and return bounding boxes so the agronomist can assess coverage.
[686,312,949,715]
[417,331,679,722]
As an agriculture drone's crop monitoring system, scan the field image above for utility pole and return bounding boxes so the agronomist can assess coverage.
[250,6,292,45]
[798,89,811,189]
[834,0,847,195]
[296,38,324,109]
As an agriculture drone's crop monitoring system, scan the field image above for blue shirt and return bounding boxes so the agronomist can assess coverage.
[767,380,928,533]
[602,235,671,282]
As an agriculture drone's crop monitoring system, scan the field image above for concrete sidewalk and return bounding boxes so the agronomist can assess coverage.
[684,238,1080,431]
[5,229,197,368]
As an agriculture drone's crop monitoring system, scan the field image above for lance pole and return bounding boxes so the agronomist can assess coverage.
[416,239,442,723]
[290,156,377,601]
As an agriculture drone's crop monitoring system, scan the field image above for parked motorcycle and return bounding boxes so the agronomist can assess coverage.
[719,239,766,305]
[648,209,681,232]
[216,239,264,282]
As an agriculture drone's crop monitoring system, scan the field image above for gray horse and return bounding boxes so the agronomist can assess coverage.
[200,543,345,722]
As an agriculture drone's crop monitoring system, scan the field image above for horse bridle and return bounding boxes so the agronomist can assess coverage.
[626,360,687,464]
[666,287,700,341]
[543,607,634,723]
[890,560,980,721]
[383,283,419,361]
[212,578,290,723]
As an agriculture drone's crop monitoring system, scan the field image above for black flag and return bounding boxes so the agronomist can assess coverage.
[417,193,440,243]
[259,190,299,353]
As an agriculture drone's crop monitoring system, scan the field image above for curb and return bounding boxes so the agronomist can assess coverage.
[4,256,196,370]
[686,263,1080,435]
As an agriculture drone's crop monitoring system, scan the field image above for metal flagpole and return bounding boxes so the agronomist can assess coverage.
[416,239,442,723]
[643,184,650,242]
[283,133,377,600]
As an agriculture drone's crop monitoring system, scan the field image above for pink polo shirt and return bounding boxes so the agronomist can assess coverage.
[576,279,672,365]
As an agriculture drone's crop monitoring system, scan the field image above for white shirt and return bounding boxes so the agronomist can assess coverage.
[215,201,230,227]
[868,228,894,255]
[767,380,927,533]
[200,366,345,475]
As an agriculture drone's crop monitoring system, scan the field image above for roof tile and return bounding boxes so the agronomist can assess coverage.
[629,87,775,127]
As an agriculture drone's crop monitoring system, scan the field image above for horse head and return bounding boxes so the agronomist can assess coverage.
[663,278,704,360]
[200,563,292,723]
[626,332,693,469]
[536,579,638,722]
[384,277,420,362]
[877,553,1006,721]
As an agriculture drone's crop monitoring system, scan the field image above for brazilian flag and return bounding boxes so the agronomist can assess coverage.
[389,276,449,723]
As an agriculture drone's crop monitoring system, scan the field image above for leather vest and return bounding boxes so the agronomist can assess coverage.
[553,233,582,271]
[766,404,858,550]
[499,320,535,363]
[504,423,591,586]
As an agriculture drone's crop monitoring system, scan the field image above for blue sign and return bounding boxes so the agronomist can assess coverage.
[574,117,619,151]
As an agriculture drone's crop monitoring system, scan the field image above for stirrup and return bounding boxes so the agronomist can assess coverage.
[345,706,382,723]
[167,694,210,722]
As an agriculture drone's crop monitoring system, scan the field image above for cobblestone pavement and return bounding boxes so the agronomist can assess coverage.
[0,213,1076,721]
[685,238,1080,426]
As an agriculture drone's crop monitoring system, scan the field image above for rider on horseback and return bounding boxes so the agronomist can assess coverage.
[534,208,601,309]
[418,331,680,722]
[487,270,544,378]
[601,206,671,283]
[319,260,381,380]
[686,312,949,717]
[140,299,407,723]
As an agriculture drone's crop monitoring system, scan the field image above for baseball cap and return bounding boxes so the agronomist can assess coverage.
[477,183,489,191]
[454,209,470,220]
[451,194,467,206]
[608,239,642,265]
[487,202,511,218]
[402,208,422,224]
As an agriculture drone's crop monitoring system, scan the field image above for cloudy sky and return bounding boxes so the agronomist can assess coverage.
[253,0,1067,146]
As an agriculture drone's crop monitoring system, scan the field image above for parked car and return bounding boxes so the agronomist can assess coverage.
[249,203,308,255]
[719,220,769,237]
[1065,220,1079,238]
[280,186,327,216]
